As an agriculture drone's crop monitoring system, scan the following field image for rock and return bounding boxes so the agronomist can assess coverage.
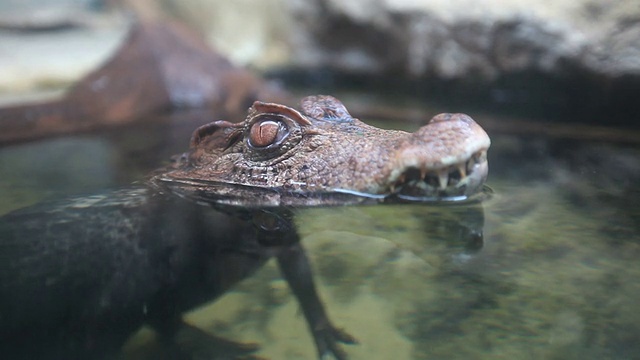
[285,0,640,80]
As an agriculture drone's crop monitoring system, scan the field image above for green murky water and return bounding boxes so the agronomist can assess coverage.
[1,105,639,360]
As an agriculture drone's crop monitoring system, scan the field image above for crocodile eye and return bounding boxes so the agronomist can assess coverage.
[249,120,278,147]
[248,120,286,148]
[244,114,302,161]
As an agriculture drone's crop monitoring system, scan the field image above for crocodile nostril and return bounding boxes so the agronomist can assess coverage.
[428,113,454,123]
[428,113,474,125]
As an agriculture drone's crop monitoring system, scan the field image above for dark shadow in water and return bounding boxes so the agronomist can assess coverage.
[419,203,485,261]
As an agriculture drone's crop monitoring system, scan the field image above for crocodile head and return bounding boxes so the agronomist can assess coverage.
[152,95,490,207]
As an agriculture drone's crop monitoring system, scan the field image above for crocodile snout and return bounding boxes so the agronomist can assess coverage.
[384,113,490,199]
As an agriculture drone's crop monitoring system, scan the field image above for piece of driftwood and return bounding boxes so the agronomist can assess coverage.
[0,11,286,144]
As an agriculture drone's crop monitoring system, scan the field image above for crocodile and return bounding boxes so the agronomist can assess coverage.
[153,95,490,206]
[0,95,490,360]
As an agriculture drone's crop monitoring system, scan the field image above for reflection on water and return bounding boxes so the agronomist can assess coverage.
[0,111,639,360]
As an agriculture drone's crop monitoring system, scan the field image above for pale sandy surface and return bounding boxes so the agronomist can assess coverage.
[0,25,126,97]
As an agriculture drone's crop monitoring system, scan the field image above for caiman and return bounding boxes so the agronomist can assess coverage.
[0,95,490,360]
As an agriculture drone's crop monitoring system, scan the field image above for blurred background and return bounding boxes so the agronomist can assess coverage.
[1,0,639,125]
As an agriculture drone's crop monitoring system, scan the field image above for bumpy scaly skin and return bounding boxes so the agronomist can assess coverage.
[154,95,490,205]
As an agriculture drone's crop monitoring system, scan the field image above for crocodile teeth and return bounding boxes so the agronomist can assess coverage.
[457,164,466,178]
[397,173,407,185]
[390,149,487,195]
[437,170,449,190]
[420,167,428,180]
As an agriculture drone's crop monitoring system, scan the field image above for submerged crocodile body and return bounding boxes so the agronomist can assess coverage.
[0,188,352,360]
[0,96,490,359]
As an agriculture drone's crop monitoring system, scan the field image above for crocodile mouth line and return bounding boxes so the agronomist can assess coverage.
[389,150,488,197]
